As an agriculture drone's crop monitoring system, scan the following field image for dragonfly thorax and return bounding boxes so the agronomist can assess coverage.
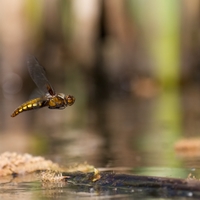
[57,93,66,100]
[47,93,75,109]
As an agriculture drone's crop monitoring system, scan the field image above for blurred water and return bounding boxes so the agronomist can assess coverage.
[1,84,200,199]
[2,85,200,168]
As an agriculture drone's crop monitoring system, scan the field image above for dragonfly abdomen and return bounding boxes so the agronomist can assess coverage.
[11,98,47,117]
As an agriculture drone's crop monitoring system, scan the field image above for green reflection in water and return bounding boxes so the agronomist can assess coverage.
[138,90,184,178]
[132,167,190,179]
[133,0,184,177]
[152,89,182,159]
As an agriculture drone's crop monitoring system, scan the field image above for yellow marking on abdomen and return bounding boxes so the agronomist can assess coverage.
[27,104,32,108]
[11,98,44,117]
[23,106,27,110]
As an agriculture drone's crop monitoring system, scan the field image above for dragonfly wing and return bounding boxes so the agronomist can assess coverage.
[27,55,55,95]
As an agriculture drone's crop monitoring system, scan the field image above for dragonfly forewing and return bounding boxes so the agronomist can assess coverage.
[27,55,55,95]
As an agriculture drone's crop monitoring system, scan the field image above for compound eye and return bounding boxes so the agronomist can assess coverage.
[67,95,75,106]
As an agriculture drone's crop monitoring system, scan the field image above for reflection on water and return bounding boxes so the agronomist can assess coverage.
[46,86,200,172]
[138,88,182,172]
[1,87,200,199]
[54,91,180,168]
[2,87,200,169]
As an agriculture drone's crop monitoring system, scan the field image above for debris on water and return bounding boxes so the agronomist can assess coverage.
[0,151,60,176]
[175,138,200,157]
[187,173,197,181]
[40,171,66,183]
[0,152,96,178]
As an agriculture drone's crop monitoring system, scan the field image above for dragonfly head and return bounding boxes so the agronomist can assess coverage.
[57,93,75,107]
[65,95,75,106]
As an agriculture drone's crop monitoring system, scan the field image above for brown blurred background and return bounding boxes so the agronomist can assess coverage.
[0,0,200,169]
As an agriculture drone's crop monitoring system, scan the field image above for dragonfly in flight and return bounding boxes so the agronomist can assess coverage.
[11,56,75,117]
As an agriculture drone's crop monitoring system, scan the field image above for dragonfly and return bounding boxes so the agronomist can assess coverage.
[11,55,75,117]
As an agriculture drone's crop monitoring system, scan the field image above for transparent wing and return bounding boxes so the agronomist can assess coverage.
[27,55,55,95]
